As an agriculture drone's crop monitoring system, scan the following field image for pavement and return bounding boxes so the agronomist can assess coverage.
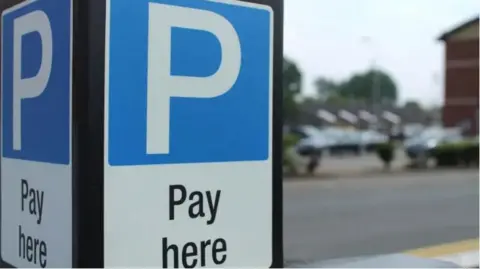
[405,238,479,267]
[283,170,479,266]
[287,149,478,180]
[284,148,409,177]
[315,150,407,177]
[320,149,407,173]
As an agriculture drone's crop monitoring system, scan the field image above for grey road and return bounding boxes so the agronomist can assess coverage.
[284,170,479,263]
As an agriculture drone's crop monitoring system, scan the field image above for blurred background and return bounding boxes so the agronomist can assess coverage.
[281,0,479,267]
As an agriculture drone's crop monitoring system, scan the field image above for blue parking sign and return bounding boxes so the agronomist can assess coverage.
[107,0,273,166]
[1,0,73,267]
[1,0,72,165]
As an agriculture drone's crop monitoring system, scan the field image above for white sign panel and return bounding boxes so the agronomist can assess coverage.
[0,0,72,268]
[104,0,273,267]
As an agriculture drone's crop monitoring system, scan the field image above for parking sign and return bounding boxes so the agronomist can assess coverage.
[104,0,277,267]
[0,0,72,267]
[0,0,283,267]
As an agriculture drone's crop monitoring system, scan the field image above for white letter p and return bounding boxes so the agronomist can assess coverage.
[146,3,241,155]
[12,10,52,151]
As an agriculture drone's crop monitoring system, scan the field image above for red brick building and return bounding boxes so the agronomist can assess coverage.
[438,16,479,135]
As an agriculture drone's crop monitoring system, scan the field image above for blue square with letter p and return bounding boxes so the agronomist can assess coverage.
[1,0,71,165]
[107,0,273,166]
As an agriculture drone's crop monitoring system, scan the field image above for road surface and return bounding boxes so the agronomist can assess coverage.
[284,170,479,263]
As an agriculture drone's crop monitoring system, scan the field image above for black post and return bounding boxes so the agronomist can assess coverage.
[72,0,105,267]
[259,0,285,267]
[242,0,284,266]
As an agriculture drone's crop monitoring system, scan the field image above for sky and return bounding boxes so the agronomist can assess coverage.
[284,0,479,107]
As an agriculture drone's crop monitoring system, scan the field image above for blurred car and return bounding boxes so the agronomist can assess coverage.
[360,130,389,152]
[289,126,389,158]
[323,128,388,156]
[404,127,463,165]
[289,125,335,153]
[318,127,360,156]
[332,130,363,155]
[284,125,333,174]
[402,123,425,140]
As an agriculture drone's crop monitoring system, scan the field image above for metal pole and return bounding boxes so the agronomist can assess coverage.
[362,36,380,130]
[371,58,380,130]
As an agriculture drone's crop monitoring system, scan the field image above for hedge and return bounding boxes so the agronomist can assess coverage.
[431,139,479,167]
[283,133,301,150]
[283,134,301,170]
[375,142,395,168]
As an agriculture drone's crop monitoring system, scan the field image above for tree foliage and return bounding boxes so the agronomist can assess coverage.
[403,100,422,112]
[315,77,338,101]
[283,57,302,123]
[315,69,398,104]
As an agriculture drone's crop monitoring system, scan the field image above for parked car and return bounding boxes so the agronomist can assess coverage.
[402,124,425,140]
[332,131,363,155]
[360,130,389,152]
[288,126,389,157]
[289,125,335,152]
[322,128,388,156]
[404,127,463,166]
[317,127,359,156]
[284,125,333,174]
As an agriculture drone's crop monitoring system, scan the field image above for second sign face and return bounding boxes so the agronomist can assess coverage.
[1,0,73,267]
[104,0,274,267]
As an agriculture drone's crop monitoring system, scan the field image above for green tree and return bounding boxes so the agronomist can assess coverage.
[283,57,302,123]
[314,77,339,101]
[403,100,422,112]
[314,68,398,104]
[338,69,397,103]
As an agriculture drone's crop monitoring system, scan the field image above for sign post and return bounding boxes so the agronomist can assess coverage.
[0,0,283,267]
